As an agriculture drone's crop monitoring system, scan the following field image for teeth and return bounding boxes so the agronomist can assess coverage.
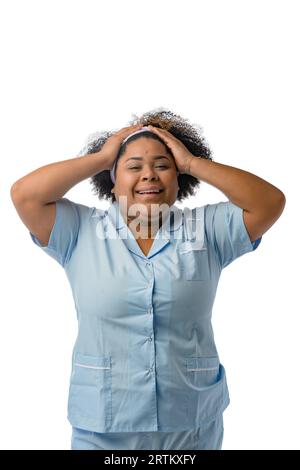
[138,190,160,194]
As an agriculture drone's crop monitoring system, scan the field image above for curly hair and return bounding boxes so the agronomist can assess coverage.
[78,107,213,203]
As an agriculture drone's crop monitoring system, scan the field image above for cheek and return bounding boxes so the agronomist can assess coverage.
[166,176,179,191]
[115,174,136,193]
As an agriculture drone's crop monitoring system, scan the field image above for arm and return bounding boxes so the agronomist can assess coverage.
[145,125,286,242]
[10,152,110,246]
[188,158,286,242]
[10,123,145,246]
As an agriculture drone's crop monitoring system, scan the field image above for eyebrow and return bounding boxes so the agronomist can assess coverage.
[125,156,170,163]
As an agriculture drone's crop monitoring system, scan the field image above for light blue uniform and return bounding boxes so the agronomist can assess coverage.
[29,198,262,449]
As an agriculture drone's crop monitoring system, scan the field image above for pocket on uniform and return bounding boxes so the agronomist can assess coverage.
[184,356,229,425]
[186,356,220,386]
[179,243,211,281]
[68,353,112,429]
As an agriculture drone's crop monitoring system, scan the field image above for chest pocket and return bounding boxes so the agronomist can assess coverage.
[179,206,210,281]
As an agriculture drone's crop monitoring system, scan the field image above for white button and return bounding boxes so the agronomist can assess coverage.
[147,308,152,314]
[146,262,151,267]
[148,336,152,342]
[149,367,153,372]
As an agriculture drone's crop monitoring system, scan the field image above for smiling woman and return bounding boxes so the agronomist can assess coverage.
[78,107,213,203]
[110,135,180,236]
[77,108,213,239]
[11,106,280,451]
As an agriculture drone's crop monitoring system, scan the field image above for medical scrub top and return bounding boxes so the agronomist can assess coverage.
[29,197,262,433]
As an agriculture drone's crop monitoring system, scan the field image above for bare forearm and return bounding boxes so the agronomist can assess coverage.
[189,157,285,211]
[10,152,109,204]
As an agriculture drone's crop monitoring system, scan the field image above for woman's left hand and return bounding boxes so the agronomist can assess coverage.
[147,125,195,174]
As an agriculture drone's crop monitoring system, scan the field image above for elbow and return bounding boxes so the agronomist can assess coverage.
[277,190,286,211]
[269,188,286,210]
[10,181,20,202]
[270,190,286,220]
[259,190,286,221]
[10,180,28,205]
[276,189,286,201]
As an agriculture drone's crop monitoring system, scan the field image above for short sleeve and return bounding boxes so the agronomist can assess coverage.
[29,197,92,267]
[205,200,262,269]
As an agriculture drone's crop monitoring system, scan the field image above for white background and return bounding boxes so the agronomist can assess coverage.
[1,0,298,450]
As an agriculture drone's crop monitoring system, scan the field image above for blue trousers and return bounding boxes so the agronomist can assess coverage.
[71,414,224,450]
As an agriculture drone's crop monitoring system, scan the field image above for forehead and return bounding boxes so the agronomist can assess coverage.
[123,136,168,152]
[121,137,172,160]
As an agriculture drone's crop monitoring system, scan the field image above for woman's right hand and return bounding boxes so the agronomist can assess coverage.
[98,124,145,170]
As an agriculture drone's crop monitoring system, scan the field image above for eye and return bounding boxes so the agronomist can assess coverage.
[128,165,169,170]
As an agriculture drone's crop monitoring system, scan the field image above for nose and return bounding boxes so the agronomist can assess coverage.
[141,165,159,181]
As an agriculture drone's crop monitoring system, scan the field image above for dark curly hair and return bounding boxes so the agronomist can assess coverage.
[78,107,213,203]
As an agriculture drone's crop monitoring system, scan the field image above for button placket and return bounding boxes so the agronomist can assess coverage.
[144,262,155,376]
[146,262,152,282]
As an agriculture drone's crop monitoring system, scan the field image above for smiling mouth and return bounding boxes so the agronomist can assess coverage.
[136,190,164,196]
[136,189,163,194]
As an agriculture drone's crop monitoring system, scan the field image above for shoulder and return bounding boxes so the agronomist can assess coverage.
[90,206,107,220]
[178,204,207,222]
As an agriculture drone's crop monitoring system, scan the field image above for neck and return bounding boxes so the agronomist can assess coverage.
[126,213,163,239]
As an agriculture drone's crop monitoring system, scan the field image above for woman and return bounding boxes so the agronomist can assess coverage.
[10,109,286,450]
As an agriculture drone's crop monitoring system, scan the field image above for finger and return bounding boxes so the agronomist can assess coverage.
[148,126,168,137]
[117,124,143,135]
[148,125,161,131]
[148,126,172,137]
[150,126,181,145]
